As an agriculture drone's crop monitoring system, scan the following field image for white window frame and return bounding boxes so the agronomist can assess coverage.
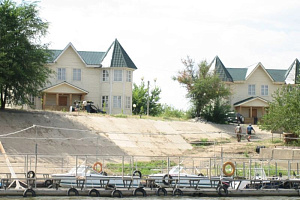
[261,85,268,96]
[102,96,109,108]
[103,70,109,82]
[73,68,81,81]
[58,68,66,80]
[114,70,123,82]
[126,71,132,82]
[29,95,35,105]
[125,96,131,109]
[113,96,122,108]
[248,84,255,95]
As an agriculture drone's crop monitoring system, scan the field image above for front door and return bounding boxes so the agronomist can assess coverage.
[59,96,67,106]
[252,109,258,124]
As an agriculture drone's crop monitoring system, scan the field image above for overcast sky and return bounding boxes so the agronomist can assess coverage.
[35,0,300,110]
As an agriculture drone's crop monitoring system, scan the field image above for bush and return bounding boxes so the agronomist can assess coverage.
[160,105,185,118]
[201,98,230,124]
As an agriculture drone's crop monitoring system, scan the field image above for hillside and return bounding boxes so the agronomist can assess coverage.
[0,109,273,157]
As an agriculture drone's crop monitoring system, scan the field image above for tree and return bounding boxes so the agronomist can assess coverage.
[259,84,300,135]
[132,80,162,116]
[173,57,230,118]
[0,0,52,110]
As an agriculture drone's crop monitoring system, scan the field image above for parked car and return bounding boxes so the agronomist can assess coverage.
[225,112,238,123]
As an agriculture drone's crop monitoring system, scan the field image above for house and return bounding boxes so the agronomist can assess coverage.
[209,56,300,124]
[34,39,137,115]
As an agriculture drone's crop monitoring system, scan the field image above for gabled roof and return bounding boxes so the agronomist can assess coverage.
[208,56,233,82]
[266,69,286,82]
[245,62,274,82]
[101,39,137,69]
[227,68,248,81]
[42,81,89,94]
[47,39,137,69]
[285,58,300,84]
[233,96,269,107]
[52,43,87,65]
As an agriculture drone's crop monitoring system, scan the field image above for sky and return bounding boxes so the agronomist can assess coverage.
[32,0,300,110]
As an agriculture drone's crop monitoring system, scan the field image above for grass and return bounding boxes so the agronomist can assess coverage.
[105,160,177,176]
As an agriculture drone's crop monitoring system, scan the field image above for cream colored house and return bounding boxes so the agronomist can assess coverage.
[209,56,300,124]
[35,39,137,115]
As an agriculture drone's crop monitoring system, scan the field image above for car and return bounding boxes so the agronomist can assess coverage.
[225,112,238,123]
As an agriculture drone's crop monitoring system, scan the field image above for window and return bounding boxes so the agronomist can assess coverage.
[114,70,123,81]
[58,68,66,80]
[103,70,109,82]
[29,95,35,105]
[126,71,132,82]
[113,96,121,108]
[248,84,255,95]
[73,69,81,81]
[261,85,268,96]
[102,96,109,108]
[125,96,131,109]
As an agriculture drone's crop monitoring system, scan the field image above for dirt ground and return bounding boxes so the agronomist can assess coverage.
[0,109,276,159]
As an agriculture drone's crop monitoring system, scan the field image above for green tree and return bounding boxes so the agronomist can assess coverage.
[174,57,230,118]
[132,80,162,116]
[0,0,52,110]
[259,84,300,135]
[202,97,230,123]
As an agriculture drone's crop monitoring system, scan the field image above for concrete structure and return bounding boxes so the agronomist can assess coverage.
[209,56,300,124]
[35,39,137,115]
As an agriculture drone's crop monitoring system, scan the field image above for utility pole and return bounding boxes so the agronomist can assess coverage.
[147,81,150,116]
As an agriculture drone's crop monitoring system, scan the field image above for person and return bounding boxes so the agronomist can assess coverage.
[246,124,255,142]
[235,123,242,142]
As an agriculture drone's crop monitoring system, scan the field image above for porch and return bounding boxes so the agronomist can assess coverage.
[234,97,269,125]
[41,82,88,111]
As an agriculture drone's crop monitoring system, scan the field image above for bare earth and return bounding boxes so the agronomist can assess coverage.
[0,109,275,159]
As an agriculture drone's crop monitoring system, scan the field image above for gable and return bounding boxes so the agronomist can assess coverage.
[246,63,274,82]
[42,82,88,94]
[234,97,269,107]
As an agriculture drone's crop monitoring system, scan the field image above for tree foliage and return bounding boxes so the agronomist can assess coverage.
[0,0,52,109]
[201,97,230,123]
[132,80,162,116]
[259,84,300,135]
[174,56,231,118]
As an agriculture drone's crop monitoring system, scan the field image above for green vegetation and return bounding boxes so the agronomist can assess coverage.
[173,57,231,122]
[132,79,162,116]
[105,160,176,176]
[259,84,300,136]
[112,114,128,118]
[0,0,52,110]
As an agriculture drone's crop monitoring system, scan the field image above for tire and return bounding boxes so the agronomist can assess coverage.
[133,187,146,197]
[27,171,35,178]
[173,188,183,196]
[111,190,123,198]
[88,188,100,197]
[156,187,167,196]
[162,174,173,185]
[133,170,142,178]
[23,188,36,197]
[67,187,79,196]
[44,179,53,187]
[218,185,228,196]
